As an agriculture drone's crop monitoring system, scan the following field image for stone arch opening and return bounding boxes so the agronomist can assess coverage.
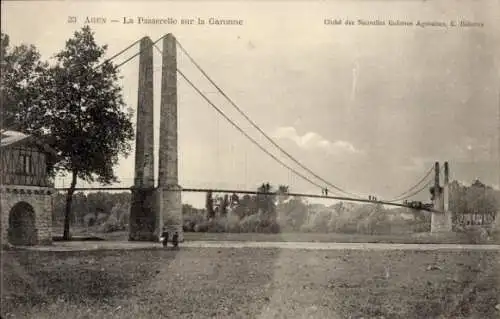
[8,201,37,246]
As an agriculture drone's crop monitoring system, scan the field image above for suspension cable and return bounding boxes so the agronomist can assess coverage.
[174,39,363,198]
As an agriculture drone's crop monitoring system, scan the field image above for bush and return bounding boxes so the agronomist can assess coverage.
[239,214,261,232]
[266,221,281,234]
[193,219,226,233]
[207,219,227,233]
[100,222,125,233]
[185,212,281,234]
[455,226,492,243]
[184,214,205,232]
[412,221,431,233]
[99,213,126,233]
[225,213,242,233]
[193,222,209,233]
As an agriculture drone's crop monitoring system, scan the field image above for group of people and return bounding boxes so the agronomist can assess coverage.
[160,228,179,249]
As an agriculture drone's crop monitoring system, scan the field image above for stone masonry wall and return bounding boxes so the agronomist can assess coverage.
[0,185,53,245]
[156,185,183,242]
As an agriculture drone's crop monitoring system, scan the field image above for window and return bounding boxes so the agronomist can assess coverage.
[20,154,33,175]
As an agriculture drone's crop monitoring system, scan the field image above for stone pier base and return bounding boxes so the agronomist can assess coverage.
[431,211,452,233]
[129,188,157,241]
[156,185,183,242]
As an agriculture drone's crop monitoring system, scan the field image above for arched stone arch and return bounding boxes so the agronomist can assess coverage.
[8,201,37,245]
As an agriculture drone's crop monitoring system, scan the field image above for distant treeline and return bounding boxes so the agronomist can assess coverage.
[53,180,499,234]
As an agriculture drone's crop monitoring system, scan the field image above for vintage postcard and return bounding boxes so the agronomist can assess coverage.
[1,1,499,318]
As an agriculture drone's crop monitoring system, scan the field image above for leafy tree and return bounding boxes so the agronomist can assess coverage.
[449,179,499,227]
[276,184,290,205]
[206,191,215,220]
[276,196,307,231]
[230,193,239,207]
[20,27,134,240]
[465,179,497,214]
[221,194,229,216]
[233,194,254,219]
[255,182,276,220]
[0,33,48,129]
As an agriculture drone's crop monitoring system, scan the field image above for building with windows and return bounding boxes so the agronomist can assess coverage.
[0,130,56,246]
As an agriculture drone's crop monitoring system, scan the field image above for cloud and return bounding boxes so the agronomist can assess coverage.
[272,126,361,155]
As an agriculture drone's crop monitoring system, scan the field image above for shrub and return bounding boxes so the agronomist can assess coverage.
[412,221,431,233]
[99,213,126,233]
[184,213,205,232]
[207,219,227,233]
[264,221,281,234]
[192,219,227,233]
[194,222,209,233]
[100,222,124,233]
[239,214,261,232]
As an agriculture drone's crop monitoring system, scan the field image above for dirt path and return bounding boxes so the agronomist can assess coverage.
[19,240,500,251]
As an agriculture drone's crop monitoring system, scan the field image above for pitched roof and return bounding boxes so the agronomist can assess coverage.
[0,130,58,156]
[0,130,32,147]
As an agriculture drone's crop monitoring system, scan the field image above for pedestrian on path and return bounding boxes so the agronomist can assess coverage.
[172,232,179,249]
[160,228,169,248]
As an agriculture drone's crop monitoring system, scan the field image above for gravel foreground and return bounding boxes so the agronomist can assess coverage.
[2,248,499,318]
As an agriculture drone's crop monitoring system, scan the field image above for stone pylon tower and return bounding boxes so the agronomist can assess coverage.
[129,37,156,241]
[156,34,183,241]
[430,161,452,232]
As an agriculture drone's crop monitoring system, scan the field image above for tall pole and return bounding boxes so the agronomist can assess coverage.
[497,89,500,229]
[443,161,449,212]
[158,33,179,187]
[129,36,155,241]
[434,161,440,194]
[157,33,183,241]
[431,161,452,232]
[443,161,452,230]
[495,88,500,230]
[133,37,155,188]
[431,162,441,232]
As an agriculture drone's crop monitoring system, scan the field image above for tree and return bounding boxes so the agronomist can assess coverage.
[0,33,48,129]
[230,193,239,207]
[20,27,134,240]
[256,182,276,219]
[206,191,215,220]
[233,194,253,219]
[276,185,290,205]
[465,179,497,215]
[221,194,229,217]
[277,197,307,231]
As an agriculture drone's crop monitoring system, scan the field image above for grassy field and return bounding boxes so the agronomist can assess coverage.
[2,247,499,318]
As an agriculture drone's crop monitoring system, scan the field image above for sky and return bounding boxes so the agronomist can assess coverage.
[2,1,500,207]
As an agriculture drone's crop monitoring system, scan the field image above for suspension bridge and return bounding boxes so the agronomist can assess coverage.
[54,34,453,241]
